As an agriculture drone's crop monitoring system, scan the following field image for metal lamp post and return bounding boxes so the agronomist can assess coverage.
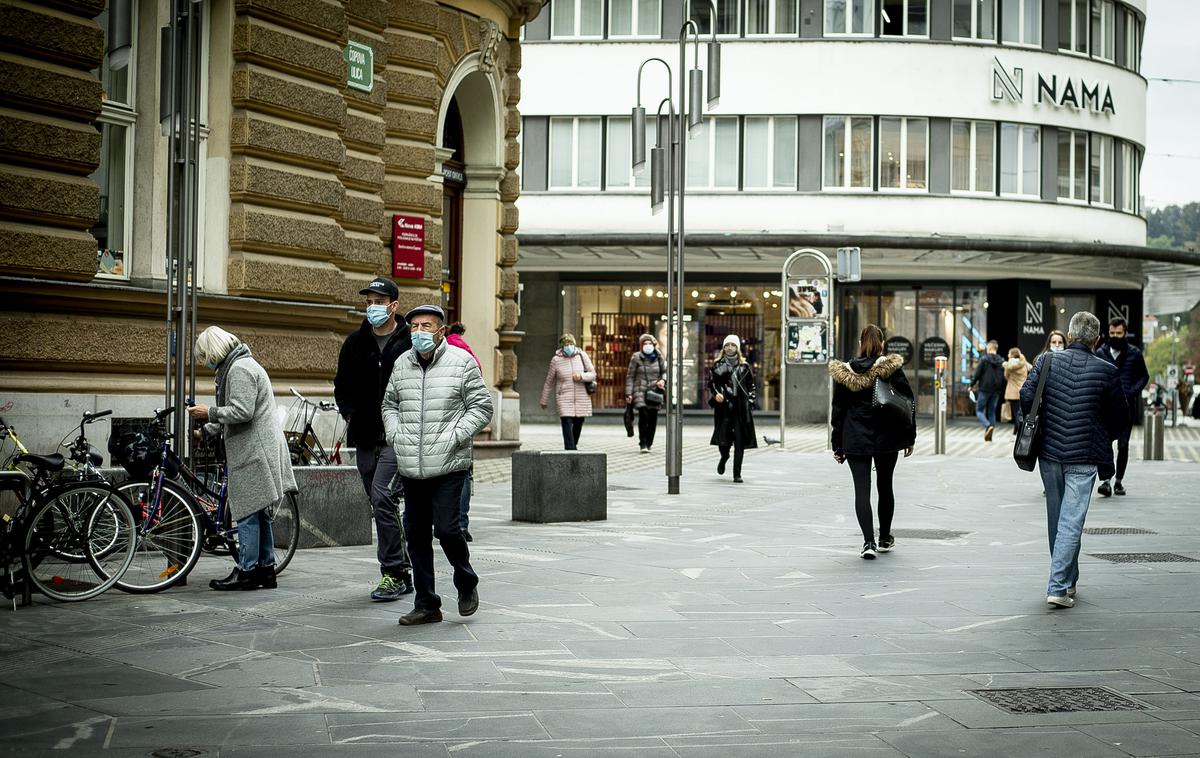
[632,2,720,495]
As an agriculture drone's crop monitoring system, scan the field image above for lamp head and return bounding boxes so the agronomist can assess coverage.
[687,69,704,133]
[631,106,647,174]
[650,146,665,215]
[706,41,721,108]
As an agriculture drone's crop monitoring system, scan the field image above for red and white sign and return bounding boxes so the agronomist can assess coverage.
[392,214,425,279]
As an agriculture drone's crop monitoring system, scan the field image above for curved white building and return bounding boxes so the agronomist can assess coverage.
[514,0,1174,420]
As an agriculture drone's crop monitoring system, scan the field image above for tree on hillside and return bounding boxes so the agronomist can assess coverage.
[1146,203,1200,249]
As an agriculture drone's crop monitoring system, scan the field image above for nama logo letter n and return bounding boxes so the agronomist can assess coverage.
[1025,296,1043,325]
[993,58,1023,103]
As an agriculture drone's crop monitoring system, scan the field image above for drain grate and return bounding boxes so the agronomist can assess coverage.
[1088,552,1198,563]
[968,686,1149,714]
[889,528,969,540]
[149,750,207,758]
[1083,527,1158,535]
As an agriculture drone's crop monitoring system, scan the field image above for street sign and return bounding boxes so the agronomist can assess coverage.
[1167,364,1179,385]
[836,246,861,282]
[346,42,374,92]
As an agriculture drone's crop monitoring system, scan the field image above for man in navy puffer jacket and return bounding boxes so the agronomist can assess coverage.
[1021,311,1127,609]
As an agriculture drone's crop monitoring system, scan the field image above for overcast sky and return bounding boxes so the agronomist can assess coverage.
[1140,0,1200,209]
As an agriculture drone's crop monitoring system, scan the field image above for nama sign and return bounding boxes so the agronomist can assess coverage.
[992,57,1116,115]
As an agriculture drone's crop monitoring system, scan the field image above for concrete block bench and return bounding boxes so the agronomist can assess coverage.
[511,450,607,523]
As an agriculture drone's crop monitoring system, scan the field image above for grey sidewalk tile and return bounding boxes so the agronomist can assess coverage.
[1005,647,1196,672]
[197,626,381,654]
[1136,693,1200,721]
[1135,669,1200,692]
[730,701,961,734]
[415,682,624,711]
[455,620,632,642]
[664,733,908,756]
[107,714,331,747]
[222,746,449,758]
[445,738,675,757]
[882,630,1060,653]
[606,679,817,707]
[620,620,805,639]
[318,661,510,686]
[785,674,987,703]
[0,706,111,750]
[725,634,901,656]
[326,711,549,742]
[77,682,421,716]
[532,705,754,739]
[923,697,1162,729]
[963,670,1187,694]
[0,657,210,702]
[742,655,872,678]
[835,651,1037,676]
[188,653,321,688]
[1179,721,1200,736]
[878,726,1134,757]
[562,638,744,659]
[1076,722,1200,756]
[492,657,688,684]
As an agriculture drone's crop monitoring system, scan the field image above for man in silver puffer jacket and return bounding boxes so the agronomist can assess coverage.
[383,304,493,626]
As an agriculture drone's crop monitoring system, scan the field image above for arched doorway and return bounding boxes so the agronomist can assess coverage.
[441,97,466,325]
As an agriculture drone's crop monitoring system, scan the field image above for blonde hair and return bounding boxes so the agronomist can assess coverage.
[194,326,241,366]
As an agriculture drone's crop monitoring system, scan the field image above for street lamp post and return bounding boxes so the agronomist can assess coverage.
[631,2,720,495]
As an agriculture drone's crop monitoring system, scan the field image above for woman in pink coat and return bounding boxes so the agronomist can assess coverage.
[540,333,596,450]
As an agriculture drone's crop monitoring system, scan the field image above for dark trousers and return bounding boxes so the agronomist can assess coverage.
[847,452,899,544]
[401,470,478,612]
[1009,399,1023,433]
[718,424,746,478]
[638,407,659,449]
[459,464,473,531]
[1114,395,1136,481]
[560,417,585,450]
[356,444,410,577]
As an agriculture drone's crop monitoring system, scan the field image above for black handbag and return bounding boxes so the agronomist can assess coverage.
[1014,354,1053,471]
[872,376,913,426]
[574,353,598,395]
[644,388,665,408]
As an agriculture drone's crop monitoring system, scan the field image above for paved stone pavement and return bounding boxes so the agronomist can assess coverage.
[3,446,1200,757]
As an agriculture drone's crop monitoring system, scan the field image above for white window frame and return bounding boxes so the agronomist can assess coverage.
[1000,0,1041,46]
[1059,0,1089,56]
[1089,132,1113,207]
[550,0,604,39]
[690,0,742,37]
[1123,7,1140,72]
[92,2,138,281]
[1119,141,1139,214]
[609,0,663,38]
[548,116,603,189]
[686,117,740,190]
[999,122,1040,198]
[950,120,996,195]
[1057,128,1088,204]
[605,116,653,191]
[1090,0,1114,61]
[952,0,996,41]
[822,115,874,191]
[745,0,800,37]
[824,0,875,36]
[743,116,798,190]
[878,117,928,191]
[880,0,929,37]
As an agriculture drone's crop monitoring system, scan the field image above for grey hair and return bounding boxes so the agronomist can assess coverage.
[194,326,241,365]
[1067,311,1101,347]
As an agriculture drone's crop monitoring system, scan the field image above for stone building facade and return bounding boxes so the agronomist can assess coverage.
[0,0,540,450]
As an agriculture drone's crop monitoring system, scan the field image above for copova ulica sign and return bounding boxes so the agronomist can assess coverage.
[992,58,1116,115]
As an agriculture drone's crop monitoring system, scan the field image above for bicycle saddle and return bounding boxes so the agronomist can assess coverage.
[15,453,65,472]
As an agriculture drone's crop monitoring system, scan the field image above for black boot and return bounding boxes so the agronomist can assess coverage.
[256,564,277,589]
[209,568,260,591]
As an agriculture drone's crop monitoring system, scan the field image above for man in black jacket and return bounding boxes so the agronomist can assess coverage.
[335,277,414,601]
[1093,317,1150,497]
[971,340,1006,442]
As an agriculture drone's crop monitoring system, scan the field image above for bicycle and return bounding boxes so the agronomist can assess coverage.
[0,411,137,606]
[285,388,341,465]
[108,407,299,593]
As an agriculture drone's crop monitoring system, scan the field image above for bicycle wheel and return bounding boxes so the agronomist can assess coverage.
[112,479,203,593]
[23,484,136,601]
[271,491,299,574]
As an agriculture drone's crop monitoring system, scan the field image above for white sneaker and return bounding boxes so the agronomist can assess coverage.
[1046,595,1074,608]
[860,542,877,560]
[1066,586,1076,598]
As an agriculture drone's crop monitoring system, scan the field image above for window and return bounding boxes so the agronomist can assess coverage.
[606,117,653,189]
[747,0,799,35]
[551,0,603,37]
[1123,7,1141,72]
[744,116,797,189]
[611,0,661,36]
[953,0,996,40]
[951,120,995,194]
[549,117,602,188]
[690,0,739,35]
[999,122,1039,196]
[1000,0,1040,45]
[1120,142,1140,213]
[1090,0,1114,60]
[686,118,739,189]
[1057,128,1087,202]
[91,1,136,278]
[881,0,928,36]
[825,0,874,34]
[1089,133,1113,206]
[823,116,873,189]
[879,117,927,190]
[1058,0,1088,54]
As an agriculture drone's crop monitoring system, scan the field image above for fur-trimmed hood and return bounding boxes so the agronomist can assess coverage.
[828,353,904,391]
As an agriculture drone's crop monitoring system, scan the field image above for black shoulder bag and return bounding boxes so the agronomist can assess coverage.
[1013,355,1052,472]
[871,376,914,426]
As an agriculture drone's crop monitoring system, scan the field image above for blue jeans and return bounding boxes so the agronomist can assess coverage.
[1039,459,1097,596]
[236,508,276,571]
[975,390,1000,429]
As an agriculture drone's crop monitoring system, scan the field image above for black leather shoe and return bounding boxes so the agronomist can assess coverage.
[463,530,473,543]
[1114,481,1126,496]
[717,456,728,475]
[458,587,479,617]
[257,564,277,589]
[733,476,743,483]
[397,607,443,625]
[209,568,260,591]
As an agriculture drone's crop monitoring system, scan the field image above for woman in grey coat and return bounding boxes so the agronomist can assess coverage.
[625,333,666,453]
[189,326,297,591]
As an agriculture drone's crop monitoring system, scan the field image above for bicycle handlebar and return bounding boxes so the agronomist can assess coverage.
[83,410,112,423]
[155,407,177,421]
[319,401,337,411]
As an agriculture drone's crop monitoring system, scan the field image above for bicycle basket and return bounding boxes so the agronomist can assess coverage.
[108,430,163,478]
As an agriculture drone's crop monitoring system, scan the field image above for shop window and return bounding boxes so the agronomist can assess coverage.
[1000,0,1040,45]
[1090,0,1114,60]
[999,122,1039,197]
[549,117,602,188]
[825,0,874,35]
[551,0,603,38]
[879,117,927,191]
[610,0,661,36]
[1057,128,1088,203]
[1058,0,1088,54]
[953,0,996,40]
[606,116,653,190]
[822,115,873,189]
[1123,8,1141,72]
[746,0,799,35]
[690,0,740,35]
[951,120,995,194]
[1120,141,1140,214]
[881,0,928,36]
[743,116,797,189]
[686,117,739,189]
[1089,133,1113,206]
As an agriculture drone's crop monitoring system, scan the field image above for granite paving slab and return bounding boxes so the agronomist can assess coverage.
[1076,722,1200,756]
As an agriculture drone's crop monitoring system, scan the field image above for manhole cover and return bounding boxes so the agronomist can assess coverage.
[889,528,969,540]
[1083,527,1158,535]
[149,750,206,758]
[968,686,1149,714]
[1088,552,1198,563]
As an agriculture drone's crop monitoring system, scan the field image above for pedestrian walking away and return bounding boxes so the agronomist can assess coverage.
[334,277,414,601]
[708,334,757,483]
[1093,317,1149,498]
[1003,347,1032,436]
[830,324,916,560]
[971,340,1005,442]
[626,333,667,453]
[190,327,297,591]
[383,304,493,626]
[541,333,595,451]
[446,322,481,542]
[1020,311,1126,608]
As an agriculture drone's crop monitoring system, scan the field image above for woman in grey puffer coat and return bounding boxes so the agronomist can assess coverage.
[189,326,297,592]
[625,333,666,453]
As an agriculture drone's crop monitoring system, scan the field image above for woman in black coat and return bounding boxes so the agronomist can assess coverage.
[709,334,757,483]
[829,324,916,559]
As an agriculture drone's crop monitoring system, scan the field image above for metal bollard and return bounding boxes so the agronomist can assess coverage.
[1143,409,1164,461]
[933,355,948,455]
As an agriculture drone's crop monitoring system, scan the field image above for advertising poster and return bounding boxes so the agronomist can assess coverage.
[787,277,828,319]
[786,320,828,364]
[392,215,425,279]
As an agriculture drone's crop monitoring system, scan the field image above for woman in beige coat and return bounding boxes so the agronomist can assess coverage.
[1003,347,1032,435]
[540,333,596,450]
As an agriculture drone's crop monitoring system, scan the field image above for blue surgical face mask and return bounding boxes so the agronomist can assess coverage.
[642,344,655,355]
[1050,344,1064,353]
[562,345,577,356]
[205,359,218,370]
[366,304,391,327]
[412,330,439,354]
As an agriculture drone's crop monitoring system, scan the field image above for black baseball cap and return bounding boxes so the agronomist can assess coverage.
[404,304,446,323]
[359,277,399,299]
